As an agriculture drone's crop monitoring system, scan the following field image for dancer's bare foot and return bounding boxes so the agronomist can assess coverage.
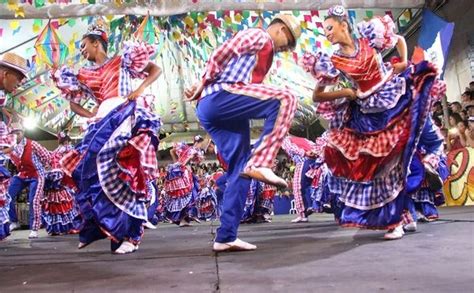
[241,167,287,188]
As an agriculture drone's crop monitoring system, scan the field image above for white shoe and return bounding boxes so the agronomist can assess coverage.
[403,222,417,232]
[144,221,157,229]
[384,225,405,240]
[213,238,257,252]
[28,230,38,239]
[241,167,288,189]
[113,241,138,254]
[291,216,308,223]
[9,222,19,231]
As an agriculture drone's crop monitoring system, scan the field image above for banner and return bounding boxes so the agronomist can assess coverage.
[443,147,474,206]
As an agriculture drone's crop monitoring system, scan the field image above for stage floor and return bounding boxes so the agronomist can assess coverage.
[0,206,472,292]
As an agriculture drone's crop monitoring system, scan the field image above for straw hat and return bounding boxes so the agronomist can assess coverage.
[0,52,28,78]
[272,14,302,47]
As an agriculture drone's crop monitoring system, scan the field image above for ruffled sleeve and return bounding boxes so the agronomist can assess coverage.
[300,52,340,86]
[52,66,94,104]
[357,15,398,51]
[122,41,157,79]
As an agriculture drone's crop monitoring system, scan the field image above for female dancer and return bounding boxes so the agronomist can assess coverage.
[42,132,80,235]
[196,174,218,221]
[281,135,323,223]
[302,6,444,239]
[53,23,162,253]
[164,135,205,226]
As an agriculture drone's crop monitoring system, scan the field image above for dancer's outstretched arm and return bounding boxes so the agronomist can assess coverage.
[393,35,408,74]
[313,86,357,102]
[70,102,96,118]
[127,63,162,100]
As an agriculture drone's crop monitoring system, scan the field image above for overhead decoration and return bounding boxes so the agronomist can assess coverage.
[34,21,69,68]
[133,13,157,44]
[0,0,425,19]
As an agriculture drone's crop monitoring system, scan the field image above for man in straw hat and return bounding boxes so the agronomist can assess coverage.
[185,14,301,252]
[7,122,51,239]
[0,52,28,107]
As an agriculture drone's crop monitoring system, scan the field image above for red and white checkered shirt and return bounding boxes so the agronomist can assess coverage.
[201,28,274,97]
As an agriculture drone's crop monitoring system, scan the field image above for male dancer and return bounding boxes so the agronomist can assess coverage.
[186,14,301,251]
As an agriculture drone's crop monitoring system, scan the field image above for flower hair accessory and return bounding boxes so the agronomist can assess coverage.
[328,5,347,18]
[84,22,109,43]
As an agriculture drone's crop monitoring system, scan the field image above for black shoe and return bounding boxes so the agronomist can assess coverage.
[424,163,443,191]
[304,209,314,217]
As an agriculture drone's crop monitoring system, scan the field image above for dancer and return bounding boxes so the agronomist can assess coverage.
[7,123,51,239]
[0,52,28,108]
[42,132,80,235]
[281,135,323,223]
[407,124,448,228]
[302,6,444,240]
[241,179,263,223]
[242,180,277,223]
[0,122,16,240]
[196,174,218,221]
[186,14,301,251]
[53,23,161,254]
[164,135,205,226]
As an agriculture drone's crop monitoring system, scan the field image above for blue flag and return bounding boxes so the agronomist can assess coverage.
[415,9,455,79]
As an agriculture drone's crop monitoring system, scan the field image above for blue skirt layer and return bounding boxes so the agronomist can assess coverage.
[72,101,146,244]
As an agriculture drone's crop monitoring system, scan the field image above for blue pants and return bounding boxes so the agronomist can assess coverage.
[197,90,282,243]
[8,176,38,228]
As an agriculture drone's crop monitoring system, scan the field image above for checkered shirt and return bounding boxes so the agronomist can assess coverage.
[202,28,273,97]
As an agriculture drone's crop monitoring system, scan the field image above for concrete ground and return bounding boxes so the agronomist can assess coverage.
[0,206,472,293]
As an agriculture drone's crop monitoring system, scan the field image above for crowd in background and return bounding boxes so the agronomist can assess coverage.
[433,81,474,151]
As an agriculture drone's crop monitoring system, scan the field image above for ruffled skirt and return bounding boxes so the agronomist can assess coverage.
[61,99,160,245]
[318,62,441,229]
[163,165,199,223]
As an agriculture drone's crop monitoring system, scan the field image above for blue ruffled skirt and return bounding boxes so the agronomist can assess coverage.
[71,101,160,247]
[317,62,441,229]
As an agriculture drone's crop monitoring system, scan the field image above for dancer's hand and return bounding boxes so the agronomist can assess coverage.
[185,83,204,101]
[392,61,408,74]
[91,106,99,116]
[127,87,145,101]
[343,88,358,101]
